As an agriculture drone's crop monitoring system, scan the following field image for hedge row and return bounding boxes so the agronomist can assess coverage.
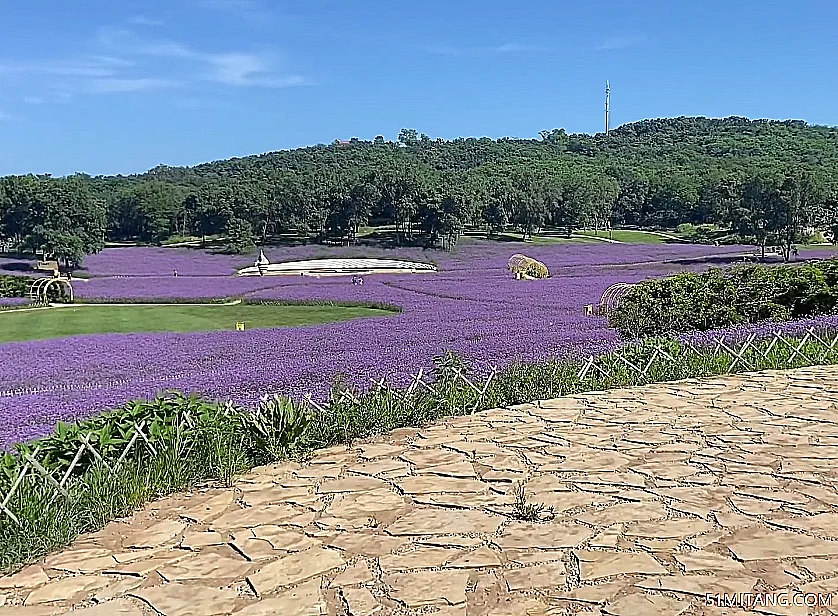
[610,258,838,337]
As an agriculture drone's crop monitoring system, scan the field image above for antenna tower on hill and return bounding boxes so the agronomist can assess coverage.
[605,80,611,135]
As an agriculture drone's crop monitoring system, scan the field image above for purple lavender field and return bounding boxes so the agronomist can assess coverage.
[0,240,834,449]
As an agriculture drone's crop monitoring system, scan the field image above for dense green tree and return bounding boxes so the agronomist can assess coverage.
[223,217,256,254]
[4,116,838,263]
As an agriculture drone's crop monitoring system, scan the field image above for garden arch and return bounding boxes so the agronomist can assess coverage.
[28,277,74,306]
[584,282,636,316]
[507,254,550,279]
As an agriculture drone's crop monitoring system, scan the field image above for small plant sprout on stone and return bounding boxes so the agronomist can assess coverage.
[511,480,555,522]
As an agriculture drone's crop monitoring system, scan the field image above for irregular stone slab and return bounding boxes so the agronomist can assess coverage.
[552,580,632,605]
[330,560,374,586]
[180,491,236,523]
[89,575,144,603]
[411,492,513,510]
[318,476,390,493]
[250,526,320,553]
[574,550,668,581]
[235,579,324,615]
[124,519,186,549]
[323,489,408,522]
[379,547,461,571]
[795,557,838,577]
[342,587,382,616]
[0,606,65,615]
[0,566,50,589]
[418,462,478,478]
[637,574,758,597]
[324,532,409,557]
[724,527,838,560]
[530,491,614,513]
[575,502,669,526]
[240,486,316,508]
[157,552,253,584]
[553,450,635,472]
[24,575,111,605]
[42,549,116,574]
[674,551,745,573]
[504,561,567,590]
[768,512,838,537]
[496,522,594,550]
[714,511,757,528]
[383,570,470,607]
[479,596,551,616]
[247,548,345,595]
[385,508,504,536]
[179,530,226,550]
[103,551,191,577]
[359,444,405,459]
[400,449,471,467]
[67,598,145,615]
[418,536,483,549]
[131,582,240,616]
[395,476,488,495]
[589,525,625,549]
[444,546,503,569]
[603,592,690,616]
[212,504,315,530]
[624,519,714,539]
[348,459,410,477]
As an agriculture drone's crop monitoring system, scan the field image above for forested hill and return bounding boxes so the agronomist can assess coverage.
[138,116,838,185]
[3,116,838,266]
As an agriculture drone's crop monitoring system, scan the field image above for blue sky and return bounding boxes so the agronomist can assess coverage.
[1,0,836,177]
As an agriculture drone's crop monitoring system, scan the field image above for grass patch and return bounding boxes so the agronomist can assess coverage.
[576,229,676,244]
[0,303,394,343]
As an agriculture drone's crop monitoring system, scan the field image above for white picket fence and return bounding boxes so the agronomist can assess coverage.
[1,328,836,525]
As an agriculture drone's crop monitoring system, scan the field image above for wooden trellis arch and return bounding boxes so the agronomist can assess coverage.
[584,282,636,317]
[28,277,74,306]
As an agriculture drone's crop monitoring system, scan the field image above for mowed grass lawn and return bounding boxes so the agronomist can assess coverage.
[0,303,394,343]
[575,230,682,244]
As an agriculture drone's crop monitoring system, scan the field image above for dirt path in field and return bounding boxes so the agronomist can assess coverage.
[3,366,838,615]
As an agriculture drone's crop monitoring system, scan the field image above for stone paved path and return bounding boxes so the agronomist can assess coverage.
[4,366,838,615]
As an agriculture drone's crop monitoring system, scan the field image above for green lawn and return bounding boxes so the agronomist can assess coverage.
[0,303,394,343]
[575,229,681,244]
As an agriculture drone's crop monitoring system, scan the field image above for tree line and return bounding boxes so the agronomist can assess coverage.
[2,116,838,266]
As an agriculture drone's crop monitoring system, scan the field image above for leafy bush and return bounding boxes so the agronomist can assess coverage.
[0,275,30,298]
[610,258,838,337]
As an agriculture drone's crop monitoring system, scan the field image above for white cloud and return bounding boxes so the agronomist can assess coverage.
[90,78,181,93]
[98,29,308,88]
[0,23,309,103]
[129,16,164,27]
[423,43,552,57]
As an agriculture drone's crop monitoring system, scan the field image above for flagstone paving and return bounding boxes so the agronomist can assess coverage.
[4,366,838,615]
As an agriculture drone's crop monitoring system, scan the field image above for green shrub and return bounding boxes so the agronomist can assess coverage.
[609,258,838,337]
[0,275,30,298]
